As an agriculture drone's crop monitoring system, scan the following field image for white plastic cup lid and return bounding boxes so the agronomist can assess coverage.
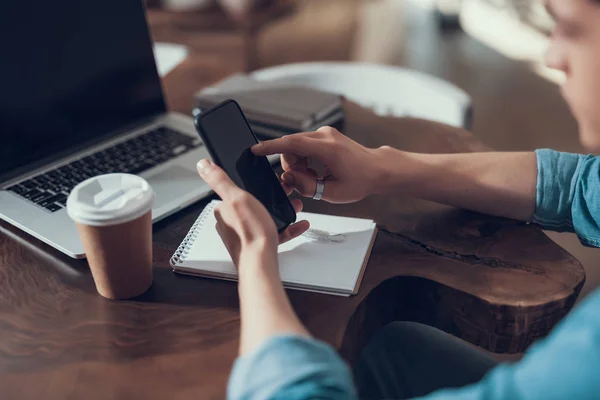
[67,174,155,227]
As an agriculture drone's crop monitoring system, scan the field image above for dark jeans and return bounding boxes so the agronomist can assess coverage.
[354,322,498,400]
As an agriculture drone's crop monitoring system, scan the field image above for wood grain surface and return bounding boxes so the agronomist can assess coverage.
[0,55,585,399]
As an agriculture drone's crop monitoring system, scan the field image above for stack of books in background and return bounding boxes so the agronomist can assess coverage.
[194,74,344,140]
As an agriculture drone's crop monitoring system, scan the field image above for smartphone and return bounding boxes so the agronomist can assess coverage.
[193,99,296,233]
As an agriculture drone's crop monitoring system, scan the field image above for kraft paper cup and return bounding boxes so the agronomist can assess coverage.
[67,174,154,299]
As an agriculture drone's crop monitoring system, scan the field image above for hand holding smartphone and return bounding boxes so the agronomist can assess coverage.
[193,100,297,233]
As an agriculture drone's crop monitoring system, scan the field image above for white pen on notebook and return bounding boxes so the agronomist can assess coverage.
[303,229,347,244]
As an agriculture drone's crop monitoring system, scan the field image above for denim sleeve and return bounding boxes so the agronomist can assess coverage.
[227,335,357,400]
[417,288,600,400]
[533,149,600,247]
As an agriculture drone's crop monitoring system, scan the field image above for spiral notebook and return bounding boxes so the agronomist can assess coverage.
[170,200,377,296]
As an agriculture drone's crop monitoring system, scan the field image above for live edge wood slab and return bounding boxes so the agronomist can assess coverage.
[0,57,585,399]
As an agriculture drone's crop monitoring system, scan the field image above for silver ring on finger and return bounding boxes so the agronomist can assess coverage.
[313,178,325,201]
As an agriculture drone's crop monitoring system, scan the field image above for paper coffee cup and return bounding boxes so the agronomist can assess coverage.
[67,174,155,299]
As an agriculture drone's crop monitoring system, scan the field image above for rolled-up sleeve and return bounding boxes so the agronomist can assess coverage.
[227,335,357,400]
[533,149,600,247]
[420,288,600,400]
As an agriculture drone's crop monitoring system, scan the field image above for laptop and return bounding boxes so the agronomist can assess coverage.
[0,0,213,258]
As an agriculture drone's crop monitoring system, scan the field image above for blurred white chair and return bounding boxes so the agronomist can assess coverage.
[251,62,473,129]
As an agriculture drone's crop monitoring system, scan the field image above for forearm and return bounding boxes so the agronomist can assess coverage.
[230,249,356,399]
[376,147,537,221]
[237,246,310,356]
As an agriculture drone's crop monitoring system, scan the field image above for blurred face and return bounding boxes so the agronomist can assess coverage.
[545,0,600,152]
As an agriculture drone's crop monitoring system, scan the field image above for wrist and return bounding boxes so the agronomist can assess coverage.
[237,245,285,302]
[238,242,280,280]
[370,145,393,195]
[371,146,433,196]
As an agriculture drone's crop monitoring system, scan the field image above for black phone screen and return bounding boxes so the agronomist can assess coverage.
[195,100,296,232]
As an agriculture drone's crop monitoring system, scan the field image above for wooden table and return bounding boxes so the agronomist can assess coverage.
[0,56,585,399]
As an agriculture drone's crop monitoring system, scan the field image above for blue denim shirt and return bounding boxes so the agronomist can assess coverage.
[228,149,600,400]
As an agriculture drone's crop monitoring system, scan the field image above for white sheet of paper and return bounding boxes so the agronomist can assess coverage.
[153,42,189,77]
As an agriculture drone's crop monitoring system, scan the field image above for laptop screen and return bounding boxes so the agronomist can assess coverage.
[0,0,166,181]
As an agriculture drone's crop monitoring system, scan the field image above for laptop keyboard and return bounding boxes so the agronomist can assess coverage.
[6,127,202,213]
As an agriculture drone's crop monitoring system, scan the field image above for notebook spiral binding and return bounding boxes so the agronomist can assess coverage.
[169,202,217,267]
